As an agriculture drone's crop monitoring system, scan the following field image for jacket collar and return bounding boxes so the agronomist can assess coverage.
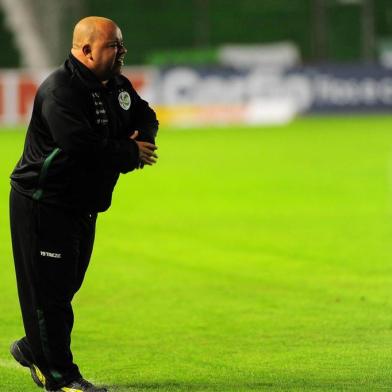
[66,53,127,91]
[67,53,108,90]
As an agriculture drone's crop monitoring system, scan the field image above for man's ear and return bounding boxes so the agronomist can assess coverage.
[82,44,92,59]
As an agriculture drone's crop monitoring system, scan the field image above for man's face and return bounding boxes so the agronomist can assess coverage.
[90,24,127,81]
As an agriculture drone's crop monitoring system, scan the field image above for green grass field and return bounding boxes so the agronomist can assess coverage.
[1,116,392,391]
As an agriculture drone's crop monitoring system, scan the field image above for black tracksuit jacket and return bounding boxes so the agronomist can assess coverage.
[11,54,158,213]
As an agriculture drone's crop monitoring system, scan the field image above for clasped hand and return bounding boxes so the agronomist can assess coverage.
[130,130,158,166]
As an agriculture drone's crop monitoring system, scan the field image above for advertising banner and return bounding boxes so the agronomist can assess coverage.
[154,65,392,125]
[0,64,391,127]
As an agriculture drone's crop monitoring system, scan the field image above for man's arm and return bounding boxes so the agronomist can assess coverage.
[128,82,159,144]
[41,86,140,173]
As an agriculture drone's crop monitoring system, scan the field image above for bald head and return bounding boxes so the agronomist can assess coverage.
[72,16,116,49]
[70,16,127,82]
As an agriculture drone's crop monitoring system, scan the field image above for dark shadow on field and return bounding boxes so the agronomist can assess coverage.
[106,381,274,391]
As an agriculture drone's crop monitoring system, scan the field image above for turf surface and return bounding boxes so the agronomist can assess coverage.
[1,116,392,391]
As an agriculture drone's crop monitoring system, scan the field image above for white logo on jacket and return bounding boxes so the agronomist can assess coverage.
[40,251,62,259]
[118,91,131,110]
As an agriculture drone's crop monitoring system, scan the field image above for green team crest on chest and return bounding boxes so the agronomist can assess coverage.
[118,90,131,110]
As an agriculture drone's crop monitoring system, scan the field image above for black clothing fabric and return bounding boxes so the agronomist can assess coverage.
[11,54,158,213]
[9,55,158,390]
[10,188,96,389]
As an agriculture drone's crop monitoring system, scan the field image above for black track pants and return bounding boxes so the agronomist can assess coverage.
[9,188,97,390]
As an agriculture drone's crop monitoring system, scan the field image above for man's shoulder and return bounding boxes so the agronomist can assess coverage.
[38,62,85,100]
[40,63,70,89]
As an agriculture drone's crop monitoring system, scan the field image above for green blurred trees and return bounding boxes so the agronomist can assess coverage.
[85,0,392,64]
[0,11,20,67]
[1,0,392,67]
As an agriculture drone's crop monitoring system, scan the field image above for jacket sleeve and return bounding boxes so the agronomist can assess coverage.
[129,84,159,144]
[41,86,140,174]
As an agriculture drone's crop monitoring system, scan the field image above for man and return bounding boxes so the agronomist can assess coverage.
[9,16,158,392]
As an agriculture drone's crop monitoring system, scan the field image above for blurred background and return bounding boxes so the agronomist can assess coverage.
[2,2,392,389]
[0,0,391,126]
